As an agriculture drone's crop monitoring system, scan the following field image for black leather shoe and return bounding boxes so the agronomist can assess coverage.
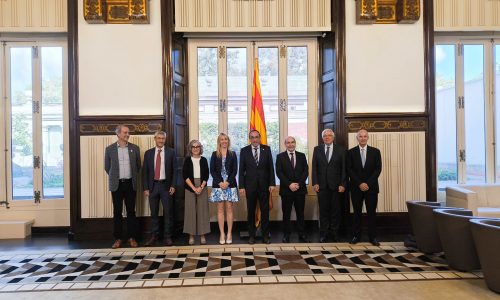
[282,235,290,243]
[145,235,158,247]
[248,236,255,245]
[164,237,173,246]
[350,236,360,245]
[330,236,339,243]
[263,237,271,244]
[369,238,380,246]
[299,235,310,243]
[319,236,328,243]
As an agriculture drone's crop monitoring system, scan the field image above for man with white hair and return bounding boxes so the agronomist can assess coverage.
[346,129,382,246]
[312,128,346,243]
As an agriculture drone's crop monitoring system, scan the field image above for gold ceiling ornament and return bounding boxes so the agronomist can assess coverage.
[83,0,149,24]
[355,0,420,25]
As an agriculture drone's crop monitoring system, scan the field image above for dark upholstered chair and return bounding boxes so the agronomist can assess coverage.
[470,219,500,294]
[406,201,443,253]
[433,208,481,271]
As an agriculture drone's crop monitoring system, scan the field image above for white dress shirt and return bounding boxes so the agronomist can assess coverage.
[154,146,166,180]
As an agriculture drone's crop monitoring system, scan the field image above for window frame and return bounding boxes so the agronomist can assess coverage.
[435,37,497,192]
[1,39,69,209]
[187,38,318,190]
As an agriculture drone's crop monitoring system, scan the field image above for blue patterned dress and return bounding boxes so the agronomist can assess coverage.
[209,156,239,202]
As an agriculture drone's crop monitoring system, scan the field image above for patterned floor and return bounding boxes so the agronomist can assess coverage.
[0,242,483,292]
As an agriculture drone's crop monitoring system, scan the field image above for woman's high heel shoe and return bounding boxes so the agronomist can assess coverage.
[226,234,232,245]
[219,234,226,245]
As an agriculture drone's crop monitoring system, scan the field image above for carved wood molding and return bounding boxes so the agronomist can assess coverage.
[84,0,149,24]
[355,0,420,24]
[78,120,163,135]
[347,117,427,132]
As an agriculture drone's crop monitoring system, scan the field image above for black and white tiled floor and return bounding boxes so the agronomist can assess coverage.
[0,242,483,292]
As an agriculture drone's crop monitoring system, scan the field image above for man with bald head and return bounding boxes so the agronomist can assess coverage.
[312,128,346,243]
[346,129,382,246]
[276,136,309,243]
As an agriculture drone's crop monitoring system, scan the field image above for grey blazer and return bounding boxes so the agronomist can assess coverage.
[104,142,141,192]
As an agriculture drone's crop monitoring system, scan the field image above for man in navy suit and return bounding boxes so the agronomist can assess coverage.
[347,129,382,246]
[143,130,177,246]
[312,128,346,243]
[239,130,276,244]
[276,136,309,243]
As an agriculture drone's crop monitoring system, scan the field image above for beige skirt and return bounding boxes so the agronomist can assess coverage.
[183,178,210,235]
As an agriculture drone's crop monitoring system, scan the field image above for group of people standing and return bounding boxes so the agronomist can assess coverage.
[104,125,382,249]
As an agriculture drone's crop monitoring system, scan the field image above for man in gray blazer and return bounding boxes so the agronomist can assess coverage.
[104,125,141,249]
[312,128,346,243]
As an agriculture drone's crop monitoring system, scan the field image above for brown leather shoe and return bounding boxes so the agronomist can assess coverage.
[128,238,138,248]
[145,236,158,247]
[164,237,173,246]
[111,239,122,249]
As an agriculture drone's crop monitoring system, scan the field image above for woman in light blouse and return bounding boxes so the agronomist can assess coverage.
[183,140,210,245]
[209,133,239,244]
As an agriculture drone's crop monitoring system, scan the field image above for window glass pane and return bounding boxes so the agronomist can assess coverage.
[258,47,279,182]
[435,44,457,189]
[197,48,219,163]
[10,47,33,200]
[226,48,248,166]
[41,47,64,198]
[496,45,500,182]
[287,46,308,158]
[464,44,485,183]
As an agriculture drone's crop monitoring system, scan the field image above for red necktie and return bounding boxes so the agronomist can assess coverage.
[154,149,162,180]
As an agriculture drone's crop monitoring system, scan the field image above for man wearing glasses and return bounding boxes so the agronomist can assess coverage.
[239,130,276,244]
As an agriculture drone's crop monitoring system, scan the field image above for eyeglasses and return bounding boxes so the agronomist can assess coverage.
[192,145,201,149]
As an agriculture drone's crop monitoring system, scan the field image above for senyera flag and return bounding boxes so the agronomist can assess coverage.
[250,58,273,228]
[250,58,267,145]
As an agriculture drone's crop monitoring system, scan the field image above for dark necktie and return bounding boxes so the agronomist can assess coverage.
[290,152,295,169]
[254,147,259,166]
[154,149,162,180]
[326,146,330,163]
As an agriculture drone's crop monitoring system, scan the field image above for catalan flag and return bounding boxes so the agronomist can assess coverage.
[250,58,272,228]
[250,58,267,145]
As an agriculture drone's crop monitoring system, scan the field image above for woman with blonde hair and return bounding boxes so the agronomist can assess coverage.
[182,140,210,245]
[209,133,239,244]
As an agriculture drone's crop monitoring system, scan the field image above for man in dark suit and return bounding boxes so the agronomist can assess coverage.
[143,130,177,246]
[239,130,276,244]
[104,125,141,249]
[276,136,309,243]
[312,128,346,243]
[347,129,382,246]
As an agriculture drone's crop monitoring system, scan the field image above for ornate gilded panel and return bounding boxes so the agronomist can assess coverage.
[397,0,420,24]
[83,0,149,24]
[79,121,162,135]
[356,0,378,24]
[347,119,427,132]
[375,0,397,24]
[83,0,107,24]
[355,0,420,25]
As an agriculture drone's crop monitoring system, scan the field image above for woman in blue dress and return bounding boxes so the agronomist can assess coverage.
[210,133,239,244]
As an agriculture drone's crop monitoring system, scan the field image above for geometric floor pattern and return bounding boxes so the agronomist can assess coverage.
[0,242,483,292]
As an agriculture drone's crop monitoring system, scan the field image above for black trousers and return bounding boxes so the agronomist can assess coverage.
[246,189,270,238]
[317,188,341,238]
[281,193,306,236]
[149,181,173,238]
[111,180,138,240]
[351,190,378,238]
